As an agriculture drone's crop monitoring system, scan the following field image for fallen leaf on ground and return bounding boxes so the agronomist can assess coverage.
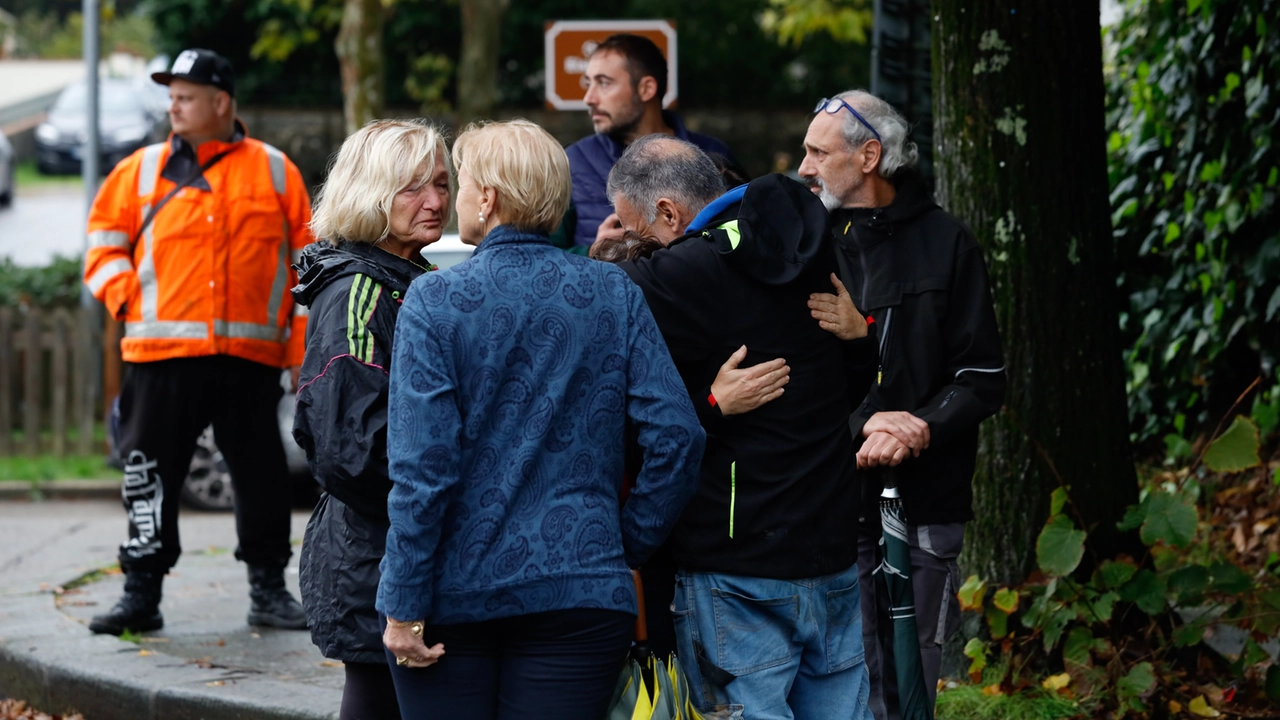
[206,680,225,687]
[1169,700,1183,713]
[1041,673,1071,691]
[319,660,343,667]
[137,649,152,657]
[1233,524,1248,553]
[981,684,1004,697]
[1189,695,1221,717]
[0,698,86,720]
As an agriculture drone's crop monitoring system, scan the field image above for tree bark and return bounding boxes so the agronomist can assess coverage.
[457,0,508,127]
[930,0,1139,585]
[335,0,385,135]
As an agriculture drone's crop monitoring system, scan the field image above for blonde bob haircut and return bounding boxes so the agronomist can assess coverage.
[310,118,451,245]
[452,119,571,234]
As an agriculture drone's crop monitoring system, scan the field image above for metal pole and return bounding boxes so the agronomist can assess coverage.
[870,0,884,97]
[81,0,99,215]
[80,0,104,449]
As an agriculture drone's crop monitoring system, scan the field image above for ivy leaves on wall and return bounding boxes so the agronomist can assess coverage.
[1108,0,1280,444]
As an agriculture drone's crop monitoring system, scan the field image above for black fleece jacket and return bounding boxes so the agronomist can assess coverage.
[291,241,433,520]
[289,240,431,664]
[622,173,877,580]
[832,170,1006,526]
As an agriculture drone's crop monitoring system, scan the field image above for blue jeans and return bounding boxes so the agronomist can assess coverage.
[671,563,873,720]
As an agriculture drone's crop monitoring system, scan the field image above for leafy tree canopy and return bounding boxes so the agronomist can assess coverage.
[145,0,871,109]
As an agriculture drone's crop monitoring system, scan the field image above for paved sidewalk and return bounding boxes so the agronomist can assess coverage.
[0,498,342,720]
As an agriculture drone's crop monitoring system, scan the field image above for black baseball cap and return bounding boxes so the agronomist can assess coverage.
[151,49,236,97]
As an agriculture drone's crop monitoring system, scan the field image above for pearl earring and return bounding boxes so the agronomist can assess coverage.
[479,211,485,224]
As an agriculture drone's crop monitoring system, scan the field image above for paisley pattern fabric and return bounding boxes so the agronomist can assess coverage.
[376,226,705,624]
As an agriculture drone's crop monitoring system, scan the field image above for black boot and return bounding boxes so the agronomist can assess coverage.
[88,570,164,635]
[246,564,308,629]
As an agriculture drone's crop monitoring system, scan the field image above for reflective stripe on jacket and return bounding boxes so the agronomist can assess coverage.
[83,128,312,367]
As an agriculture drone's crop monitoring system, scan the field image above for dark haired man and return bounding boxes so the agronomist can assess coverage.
[564,33,734,251]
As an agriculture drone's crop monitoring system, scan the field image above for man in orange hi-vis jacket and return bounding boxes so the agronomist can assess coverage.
[83,49,313,636]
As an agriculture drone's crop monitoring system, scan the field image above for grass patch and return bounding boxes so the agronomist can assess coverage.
[936,684,1083,720]
[0,454,115,482]
[60,564,120,591]
[13,160,83,190]
[119,628,142,644]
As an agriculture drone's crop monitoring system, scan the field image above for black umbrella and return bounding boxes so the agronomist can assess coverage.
[877,467,933,720]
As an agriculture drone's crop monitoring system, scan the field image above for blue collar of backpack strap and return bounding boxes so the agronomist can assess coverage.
[685,183,748,234]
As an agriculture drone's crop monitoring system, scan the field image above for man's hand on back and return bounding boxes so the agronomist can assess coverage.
[808,274,868,340]
[710,345,790,416]
[863,411,930,456]
[857,431,910,468]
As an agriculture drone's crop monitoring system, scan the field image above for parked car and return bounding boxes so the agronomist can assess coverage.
[0,129,14,208]
[135,55,172,119]
[423,232,473,270]
[35,79,163,175]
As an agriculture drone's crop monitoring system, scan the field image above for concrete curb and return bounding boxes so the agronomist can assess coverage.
[0,480,121,502]
[0,577,340,720]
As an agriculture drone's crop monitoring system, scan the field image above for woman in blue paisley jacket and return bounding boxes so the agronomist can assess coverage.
[378,120,706,719]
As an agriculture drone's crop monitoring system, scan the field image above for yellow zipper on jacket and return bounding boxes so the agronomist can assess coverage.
[729,461,737,539]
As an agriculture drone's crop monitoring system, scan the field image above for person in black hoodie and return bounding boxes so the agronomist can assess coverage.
[290,119,451,720]
[801,91,1006,719]
[608,135,878,720]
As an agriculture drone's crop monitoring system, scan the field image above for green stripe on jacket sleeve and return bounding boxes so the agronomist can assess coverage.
[346,275,383,363]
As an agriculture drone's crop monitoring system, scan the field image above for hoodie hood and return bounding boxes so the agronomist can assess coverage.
[693,173,831,286]
[291,241,431,308]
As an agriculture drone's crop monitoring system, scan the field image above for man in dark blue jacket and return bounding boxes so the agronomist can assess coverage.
[564,33,733,251]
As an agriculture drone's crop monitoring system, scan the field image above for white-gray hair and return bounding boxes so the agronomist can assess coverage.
[606,135,723,223]
[834,89,919,178]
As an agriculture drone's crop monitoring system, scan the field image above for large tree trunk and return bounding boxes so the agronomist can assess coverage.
[457,0,508,126]
[335,0,385,135]
[931,0,1139,585]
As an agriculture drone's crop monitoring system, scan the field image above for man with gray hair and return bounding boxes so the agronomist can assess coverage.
[610,134,878,719]
[801,90,1006,719]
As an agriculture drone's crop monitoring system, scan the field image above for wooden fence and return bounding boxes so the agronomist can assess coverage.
[0,307,100,457]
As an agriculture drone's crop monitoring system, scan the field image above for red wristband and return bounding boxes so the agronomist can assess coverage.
[707,391,718,408]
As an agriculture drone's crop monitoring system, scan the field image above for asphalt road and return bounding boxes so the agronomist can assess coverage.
[0,186,89,267]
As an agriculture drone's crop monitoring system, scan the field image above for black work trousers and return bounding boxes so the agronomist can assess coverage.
[116,356,293,574]
[340,661,401,720]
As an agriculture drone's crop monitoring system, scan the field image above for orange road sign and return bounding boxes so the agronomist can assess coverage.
[544,19,677,111]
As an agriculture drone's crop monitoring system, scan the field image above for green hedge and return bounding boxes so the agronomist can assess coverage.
[0,256,84,309]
